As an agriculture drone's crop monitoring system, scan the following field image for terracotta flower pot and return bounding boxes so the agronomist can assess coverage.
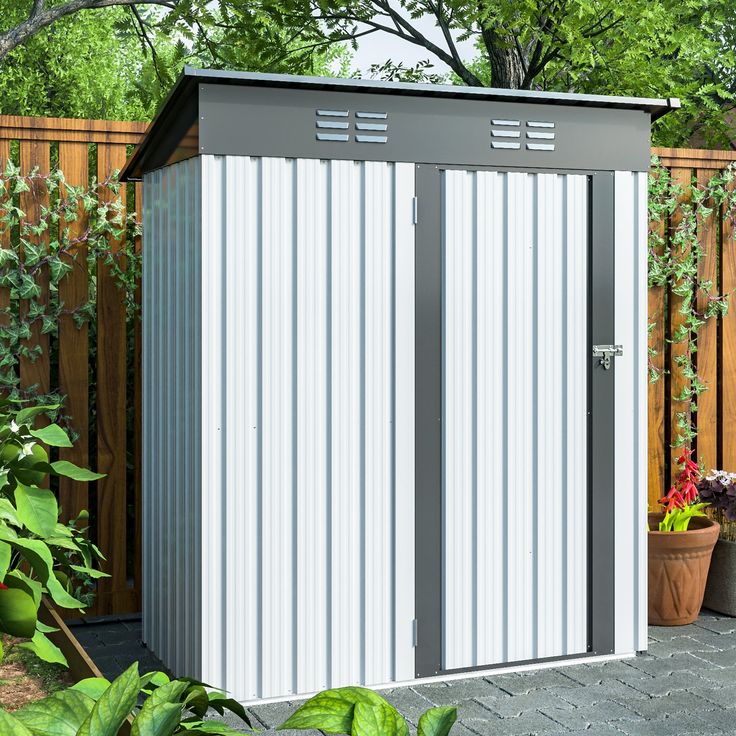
[648,512,720,626]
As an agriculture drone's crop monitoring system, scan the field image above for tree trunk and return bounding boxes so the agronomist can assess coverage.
[486,40,525,89]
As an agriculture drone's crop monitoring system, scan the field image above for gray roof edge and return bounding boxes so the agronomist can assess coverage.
[120,65,680,180]
[184,65,679,115]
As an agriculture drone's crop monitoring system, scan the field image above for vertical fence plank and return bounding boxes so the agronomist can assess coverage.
[0,142,9,339]
[723,179,736,471]
[648,180,666,508]
[18,142,51,400]
[668,168,693,485]
[695,169,719,473]
[58,143,90,521]
[96,144,131,614]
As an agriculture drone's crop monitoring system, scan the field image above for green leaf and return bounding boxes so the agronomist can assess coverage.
[417,707,457,736]
[0,709,34,736]
[50,460,105,481]
[20,629,67,665]
[147,679,189,707]
[70,564,109,579]
[179,724,245,734]
[352,701,408,736]
[35,620,58,633]
[9,537,83,609]
[78,662,140,736]
[15,482,59,537]
[15,690,95,736]
[0,539,10,579]
[0,498,19,526]
[206,692,251,725]
[0,587,37,637]
[71,677,112,701]
[131,701,183,736]
[15,404,60,425]
[5,568,43,605]
[278,687,390,733]
[29,423,73,447]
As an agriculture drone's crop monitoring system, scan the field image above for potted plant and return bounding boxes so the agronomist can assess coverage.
[697,470,736,616]
[649,450,720,625]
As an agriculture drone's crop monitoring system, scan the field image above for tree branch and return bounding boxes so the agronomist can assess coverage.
[0,0,177,61]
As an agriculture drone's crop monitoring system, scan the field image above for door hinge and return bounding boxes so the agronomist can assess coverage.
[412,619,418,647]
[592,344,623,370]
[412,196,418,225]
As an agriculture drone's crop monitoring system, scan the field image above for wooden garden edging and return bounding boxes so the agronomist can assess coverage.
[0,115,734,613]
[0,115,146,616]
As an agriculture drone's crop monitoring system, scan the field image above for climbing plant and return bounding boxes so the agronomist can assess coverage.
[648,156,734,448]
[0,162,140,417]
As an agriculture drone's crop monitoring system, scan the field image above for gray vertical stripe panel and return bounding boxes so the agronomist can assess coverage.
[142,159,203,677]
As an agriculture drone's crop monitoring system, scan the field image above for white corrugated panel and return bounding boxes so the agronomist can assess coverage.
[142,158,202,679]
[196,155,416,701]
[443,170,589,670]
[614,171,649,654]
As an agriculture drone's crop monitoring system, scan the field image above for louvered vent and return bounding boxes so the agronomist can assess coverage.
[315,110,388,143]
[490,119,556,152]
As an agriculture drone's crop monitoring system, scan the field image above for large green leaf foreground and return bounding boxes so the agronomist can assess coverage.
[0,398,106,665]
[0,664,457,735]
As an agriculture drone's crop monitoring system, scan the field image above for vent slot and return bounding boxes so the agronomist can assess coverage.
[527,131,554,140]
[356,122,388,131]
[527,121,555,128]
[492,119,520,126]
[492,129,521,138]
[317,121,349,130]
[317,109,349,117]
[527,142,555,151]
[356,135,388,144]
[317,133,349,142]
[491,141,521,150]
[356,111,388,119]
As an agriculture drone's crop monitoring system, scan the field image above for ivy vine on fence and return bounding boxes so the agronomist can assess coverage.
[648,156,733,449]
[0,162,140,424]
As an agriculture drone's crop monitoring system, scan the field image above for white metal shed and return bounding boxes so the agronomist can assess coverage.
[122,68,678,703]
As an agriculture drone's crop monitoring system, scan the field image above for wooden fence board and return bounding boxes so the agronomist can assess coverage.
[57,143,90,522]
[695,169,719,473]
[134,181,143,603]
[95,144,134,614]
[0,141,9,334]
[648,184,666,504]
[722,181,736,472]
[18,142,51,400]
[668,167,693,485]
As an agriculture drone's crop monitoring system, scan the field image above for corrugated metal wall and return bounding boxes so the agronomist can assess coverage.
[142,157,202,678]
[442,170,589,670]
[198,155,416,701]
[614,171,649,654]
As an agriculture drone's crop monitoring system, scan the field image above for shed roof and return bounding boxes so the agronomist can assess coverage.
[121,66,680,180]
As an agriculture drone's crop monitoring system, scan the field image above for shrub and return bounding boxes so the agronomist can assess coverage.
[0,398,105,664]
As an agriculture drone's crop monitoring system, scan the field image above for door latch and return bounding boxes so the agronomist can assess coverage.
[592,344,623,370]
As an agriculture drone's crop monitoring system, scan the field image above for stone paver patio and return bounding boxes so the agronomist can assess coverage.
[69,610,736,735]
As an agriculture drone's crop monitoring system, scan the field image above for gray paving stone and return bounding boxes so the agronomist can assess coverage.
[646,637,718,658]
[688,706,736,732]
[688,647,736,668]
[541,700,642,730]
[626,652,720,676]
[461,711,561,736]
[380,687,436,723]
[694,618,736,635]
[414,679,503,704]
[692,683,736,708]
[249,700,305,728]
[647,625,700,642]
[685,628,736,651]
[453,699,499,722]
[478,691,573,717]
[626,690,714,719]
[616,712,726,736]
[485,669,578,695]
[548,680,646,707]
[542,728,625,736]
[561,659,648,685]
[624,670,714,697]
[696,664,736,686]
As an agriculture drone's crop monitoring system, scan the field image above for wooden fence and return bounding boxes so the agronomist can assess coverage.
[649,147,736,508]
[0,115,734,614]
[0,115,146,615]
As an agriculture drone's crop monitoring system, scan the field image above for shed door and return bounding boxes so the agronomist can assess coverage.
[438,168,591,671]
